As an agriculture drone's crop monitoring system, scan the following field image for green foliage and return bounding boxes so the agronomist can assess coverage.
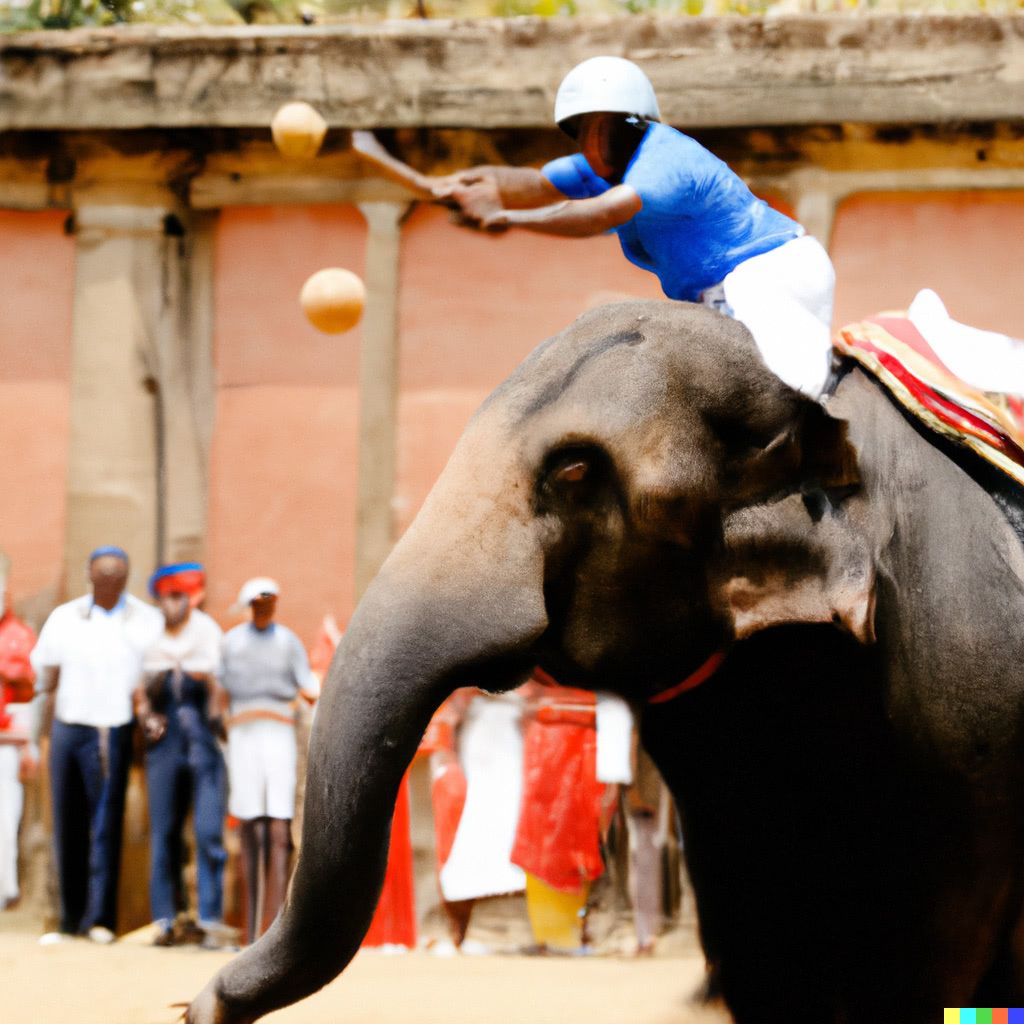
[3,0,1024,32]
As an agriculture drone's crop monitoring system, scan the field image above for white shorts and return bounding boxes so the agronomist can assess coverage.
[227,719,297,820]
[702,234,836,399]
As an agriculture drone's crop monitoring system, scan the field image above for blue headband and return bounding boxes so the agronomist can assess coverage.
[89,545,129,564]
[148,561,204,598]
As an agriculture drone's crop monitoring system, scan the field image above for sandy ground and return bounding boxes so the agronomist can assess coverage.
[0,919,731,1024]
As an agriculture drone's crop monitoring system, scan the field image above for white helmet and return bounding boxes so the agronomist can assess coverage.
[554,56,661,127]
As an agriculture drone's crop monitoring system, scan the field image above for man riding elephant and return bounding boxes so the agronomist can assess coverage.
[187,298,1024,1023]
[431,56,835,399]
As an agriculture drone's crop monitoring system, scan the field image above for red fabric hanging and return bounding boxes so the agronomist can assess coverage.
[0,611,35,723]
[361,773,418,949]
[511,677,605,894]
[419,691,474,870]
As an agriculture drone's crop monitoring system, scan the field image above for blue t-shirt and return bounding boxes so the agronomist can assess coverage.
[542,122,801,302]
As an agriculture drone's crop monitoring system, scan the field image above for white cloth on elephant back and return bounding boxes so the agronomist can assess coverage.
[439,692,526,902]
[908,288,1024,396]
[702,234,836,400]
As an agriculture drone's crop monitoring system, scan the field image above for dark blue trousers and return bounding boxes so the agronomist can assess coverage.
[145,704,226,927]
[48,720,132,934]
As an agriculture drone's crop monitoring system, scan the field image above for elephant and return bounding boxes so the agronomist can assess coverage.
[187,299,1024,1024]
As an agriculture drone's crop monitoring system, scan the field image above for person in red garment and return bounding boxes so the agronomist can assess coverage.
[512,670,606,951]
[0,554,36,910]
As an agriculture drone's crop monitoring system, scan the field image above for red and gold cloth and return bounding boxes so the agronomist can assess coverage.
[511,671,605,894]
[836,314,1024,486]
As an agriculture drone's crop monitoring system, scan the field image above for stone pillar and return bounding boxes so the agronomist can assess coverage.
[792,178,839,251]
[154,211,216,568]
[353,201,409,602]
[64,201,214,598]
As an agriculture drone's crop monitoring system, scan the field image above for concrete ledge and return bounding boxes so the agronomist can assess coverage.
[3,14,1024,131]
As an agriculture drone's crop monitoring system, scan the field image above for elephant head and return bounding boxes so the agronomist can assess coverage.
[187,299,875,1023]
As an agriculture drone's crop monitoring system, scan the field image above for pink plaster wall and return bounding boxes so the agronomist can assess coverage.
[204,383,361,640]
[0,211,74,613]
[831,191,1024,334]
[396,203,663,391]
[209,203,662,642]
[207,205,368,636]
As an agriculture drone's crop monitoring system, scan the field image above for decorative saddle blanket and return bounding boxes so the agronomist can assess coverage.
[835,314,1024,488]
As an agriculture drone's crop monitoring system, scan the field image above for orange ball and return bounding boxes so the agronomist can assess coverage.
[299,268,366,334]
[271,101,327,160]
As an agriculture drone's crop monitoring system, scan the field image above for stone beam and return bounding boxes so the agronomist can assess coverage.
[4,15,1024,132]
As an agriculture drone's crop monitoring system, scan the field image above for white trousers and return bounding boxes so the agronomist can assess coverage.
[227,719,297,820]
[0,744,22,905]
[702,235,836,399]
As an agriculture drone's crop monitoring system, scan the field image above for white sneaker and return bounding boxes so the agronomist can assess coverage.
[87,926,116,945]
[38,932,74,946]
[426,938,458,958]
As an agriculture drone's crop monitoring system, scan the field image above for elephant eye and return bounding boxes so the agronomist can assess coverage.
[555,460,588,484]
[537,444,613,510]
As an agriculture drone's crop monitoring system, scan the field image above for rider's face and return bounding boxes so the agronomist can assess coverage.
[575,112,642,183]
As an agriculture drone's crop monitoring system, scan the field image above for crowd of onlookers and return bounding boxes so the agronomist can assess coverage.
[0,547,317,950]
[0,545,679,957]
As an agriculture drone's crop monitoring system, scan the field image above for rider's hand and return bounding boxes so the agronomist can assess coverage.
[446,176,507,229]
[430,169,487,201]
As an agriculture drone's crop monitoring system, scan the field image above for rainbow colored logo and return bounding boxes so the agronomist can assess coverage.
[945,1011,1024,1023]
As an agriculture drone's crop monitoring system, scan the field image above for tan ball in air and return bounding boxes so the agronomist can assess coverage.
[271,101,328,160]
[300,268,366,334]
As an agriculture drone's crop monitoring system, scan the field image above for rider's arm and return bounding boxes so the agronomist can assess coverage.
[433,166,566,210]
[485,185,642,238]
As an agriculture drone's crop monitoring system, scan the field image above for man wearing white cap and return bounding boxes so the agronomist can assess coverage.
[433,56,835,399]
[220,577,318,944]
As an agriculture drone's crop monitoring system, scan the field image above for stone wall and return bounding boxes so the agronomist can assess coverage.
[4,15,1024,131]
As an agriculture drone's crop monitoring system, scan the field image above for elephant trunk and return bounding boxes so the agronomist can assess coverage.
[186,482,547,1023]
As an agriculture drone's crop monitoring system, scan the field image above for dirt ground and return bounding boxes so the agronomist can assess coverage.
[0,912,731,1024]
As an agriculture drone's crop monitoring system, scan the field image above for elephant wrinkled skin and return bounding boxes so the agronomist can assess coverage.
[187,301,1024,1024]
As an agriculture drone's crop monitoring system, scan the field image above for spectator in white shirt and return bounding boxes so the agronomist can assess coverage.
[30,546,163,945]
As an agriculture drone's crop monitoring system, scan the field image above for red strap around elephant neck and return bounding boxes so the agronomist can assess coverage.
[648,650,726,705]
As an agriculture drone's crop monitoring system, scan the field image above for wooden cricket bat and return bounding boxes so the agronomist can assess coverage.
[350,130,438,201]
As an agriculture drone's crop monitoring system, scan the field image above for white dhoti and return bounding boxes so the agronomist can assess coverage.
[0,743,23,905]
[703,234,836,399]
[227,718,297,820]
[439,694,526,902]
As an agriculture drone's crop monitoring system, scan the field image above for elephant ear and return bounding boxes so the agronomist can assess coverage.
[718,400,861,510]
[712,402,876,645]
